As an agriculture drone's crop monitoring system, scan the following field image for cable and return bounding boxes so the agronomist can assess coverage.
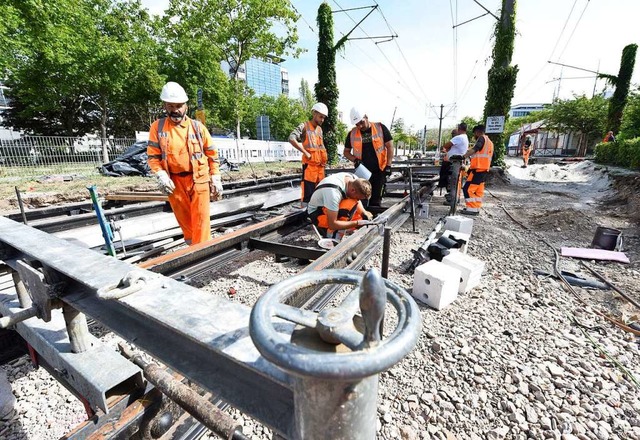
[291,3,316,34]
[513,0,579,100]
[555,0,591,62]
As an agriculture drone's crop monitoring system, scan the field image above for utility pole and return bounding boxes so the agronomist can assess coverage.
[435,104,444,157]
[422,124,427,153]
[389,106,397,129]
[592,60,600,98]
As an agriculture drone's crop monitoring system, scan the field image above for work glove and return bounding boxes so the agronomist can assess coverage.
[210,175,224,201]
[156,170,175,195]
[384,165,392,177]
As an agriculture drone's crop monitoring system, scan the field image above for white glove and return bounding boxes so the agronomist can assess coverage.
[156,170,175,194]
[210,174,223,201]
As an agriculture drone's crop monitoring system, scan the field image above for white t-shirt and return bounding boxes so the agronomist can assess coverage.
[449,134,469,156]
[308,173,355,213]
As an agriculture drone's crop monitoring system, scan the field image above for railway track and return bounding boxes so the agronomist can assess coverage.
[0,166,438,440]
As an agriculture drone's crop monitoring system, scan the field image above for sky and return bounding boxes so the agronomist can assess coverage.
[141,0,640,132]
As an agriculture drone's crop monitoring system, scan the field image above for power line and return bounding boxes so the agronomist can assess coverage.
[291,3,317,34]
[555,0,591,62]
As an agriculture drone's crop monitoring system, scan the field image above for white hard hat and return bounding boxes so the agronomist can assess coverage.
[311,102,328,116]
[160,82,189,103]
[350,107,365,125]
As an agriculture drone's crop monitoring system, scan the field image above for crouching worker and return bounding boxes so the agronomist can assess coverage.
[307,173,373,239]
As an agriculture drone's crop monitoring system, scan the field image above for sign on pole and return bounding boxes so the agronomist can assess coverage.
[485,116,505,133]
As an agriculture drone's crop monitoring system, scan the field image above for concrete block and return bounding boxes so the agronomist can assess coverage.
[444,215,474,235]
[442,252,485,293]
[441,229,471,253]
[412,260,462,310]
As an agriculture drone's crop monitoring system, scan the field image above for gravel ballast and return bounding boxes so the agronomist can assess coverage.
[2,159,639,440]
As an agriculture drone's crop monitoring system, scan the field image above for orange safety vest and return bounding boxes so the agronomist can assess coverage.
[349,122,387,171]
[150,117,214,184]
[301,121,327,166]
[470,134,494,172]
[315,199,362,230]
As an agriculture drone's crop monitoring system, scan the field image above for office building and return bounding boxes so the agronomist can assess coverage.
[509,103,547,118]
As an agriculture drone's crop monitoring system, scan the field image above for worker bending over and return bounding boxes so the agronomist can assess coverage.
[147,82,223,245]
[461,124,494,216]
[289,103,329,204]
[307,173,373,239]
[343,108,394,208]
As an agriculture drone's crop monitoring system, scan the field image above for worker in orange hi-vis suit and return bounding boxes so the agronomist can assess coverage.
[522,134,532,168]
[460,124,494,216]
[289,102,329,205]
[147,82,222,245]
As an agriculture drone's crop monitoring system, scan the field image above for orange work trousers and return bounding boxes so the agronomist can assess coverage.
[168,174,211,245]
[522,149,530,165]
[309,199,364,239]
[462,170,487,213]
[301,163,326,203]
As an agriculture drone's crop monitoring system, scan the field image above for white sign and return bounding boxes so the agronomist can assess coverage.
[485,116,505,133]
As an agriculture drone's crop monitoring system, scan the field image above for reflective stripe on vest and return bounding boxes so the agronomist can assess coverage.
[349,122,386,170]
[302,121,324,151]
[470,134,494,171]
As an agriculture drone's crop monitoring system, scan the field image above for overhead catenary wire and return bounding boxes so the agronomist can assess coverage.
[555,0,591,62]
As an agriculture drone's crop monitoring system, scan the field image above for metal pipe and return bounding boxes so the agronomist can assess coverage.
[408,167,416,233]
[12,271,32,308]
[118,344,247,440]
[381,226,392,278]
[15,186,28,225]
[0,306,38,329]
[62,303,92,353]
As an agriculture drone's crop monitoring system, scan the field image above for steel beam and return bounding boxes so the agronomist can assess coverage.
[0,216,296,437]
[0,286,143,413]
[249,238,326,261]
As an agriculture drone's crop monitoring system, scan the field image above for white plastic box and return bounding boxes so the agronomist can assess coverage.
[442,252,485,293]
[444,215,474,235]
[440,230,471,254]
[412,260,462,310]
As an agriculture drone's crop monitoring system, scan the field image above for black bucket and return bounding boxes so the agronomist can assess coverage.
[591,227,621,251]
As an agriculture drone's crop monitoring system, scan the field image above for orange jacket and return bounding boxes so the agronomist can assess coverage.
[301,121,327,166]
[470,135,494,172]
[147,116,220,184]
[349,122,388,171]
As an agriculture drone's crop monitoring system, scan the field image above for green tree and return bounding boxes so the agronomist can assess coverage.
[619,88,640,140]
[542,95,608,156]
[316,2,347,164]
[601,43,637,135]
[163,0,301,138]
[298,79,315,114]
[482,0,518,166]
[0,4,24,77]
[460,116,480,142]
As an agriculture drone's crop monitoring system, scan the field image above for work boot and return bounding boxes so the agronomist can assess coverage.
[460,209,479,216]
[442,201,452,206]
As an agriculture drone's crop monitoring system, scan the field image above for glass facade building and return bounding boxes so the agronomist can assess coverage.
[243,58,288,98]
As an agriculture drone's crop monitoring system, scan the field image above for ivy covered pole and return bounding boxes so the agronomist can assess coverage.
[315,2,348,164]
[482,0,518,167]
[604,43,637,135]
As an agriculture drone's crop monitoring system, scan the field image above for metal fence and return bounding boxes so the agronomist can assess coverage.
[0,136,137,179]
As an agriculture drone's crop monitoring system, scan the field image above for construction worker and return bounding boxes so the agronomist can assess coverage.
[147,81,223,245]
[437,129,457,195]
[441,122,469,206]
[603,131,615,143]
[460,124,494,216]
[343,108,394,208]
[307,173,374,239]
[289,102,329,204]
[522,135,532,168]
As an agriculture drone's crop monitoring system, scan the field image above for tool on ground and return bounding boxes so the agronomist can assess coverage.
[87,185,116,257]
[533,269,609,290]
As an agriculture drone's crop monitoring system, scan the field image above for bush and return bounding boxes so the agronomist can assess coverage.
[595,138,640,169]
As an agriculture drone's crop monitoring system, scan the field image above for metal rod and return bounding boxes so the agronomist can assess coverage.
[381,227,392,278]
[12,271,32,308]
[408,167,416,233]
[15,186,28,225]
[0,306,38,329]
[118,344,248,440]
[62,303,92,353]
[453,11,489,28]
[580,262,640,310]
